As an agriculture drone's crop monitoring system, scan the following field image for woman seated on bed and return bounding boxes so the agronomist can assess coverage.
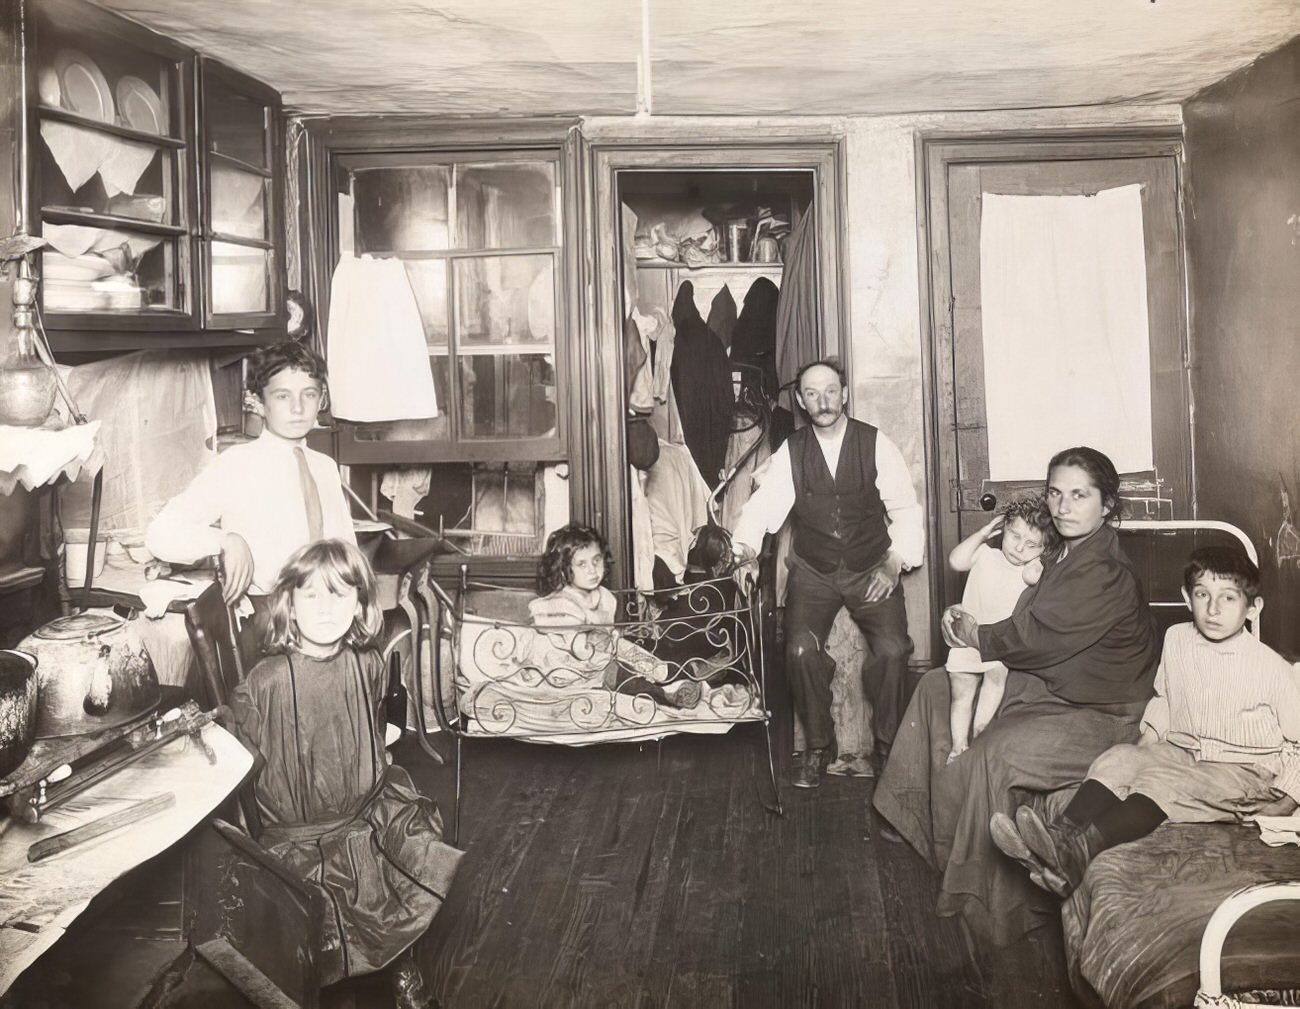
[873,446,1160,946]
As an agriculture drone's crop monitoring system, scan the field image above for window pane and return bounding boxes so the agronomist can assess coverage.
[459,353,557,439]
[454,255,554,348]
[211,241,269,315]
[454,162,556,250]
[204,75,268,168]
[352,166,450,254]
[211,162,267,240]
[402,260,448,347]
[42,224,176,312]
[348,355,451,442]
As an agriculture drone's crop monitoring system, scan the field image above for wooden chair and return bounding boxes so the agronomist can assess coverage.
[171,541,449,1009]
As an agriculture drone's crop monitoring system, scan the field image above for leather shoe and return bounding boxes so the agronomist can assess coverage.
[1015,805,1101,897]
[989,811,1053,893]
[791,748,828,789]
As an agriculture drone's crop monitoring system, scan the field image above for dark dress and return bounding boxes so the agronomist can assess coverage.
[230,647,462,981]
[873,524,1159,944]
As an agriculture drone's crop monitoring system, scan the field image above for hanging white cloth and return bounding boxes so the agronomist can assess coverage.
[326,253,438,422]
[979,184,1153,480]
[629,467,655,593]
[380,468,432,520]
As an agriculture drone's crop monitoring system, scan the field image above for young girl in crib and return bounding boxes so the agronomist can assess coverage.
[944,496,1058,763]
[228,539,461,1009]
[530,523,702,708]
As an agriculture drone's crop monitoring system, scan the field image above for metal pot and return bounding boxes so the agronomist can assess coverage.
[0,649,39,778]
[19,612,160,738]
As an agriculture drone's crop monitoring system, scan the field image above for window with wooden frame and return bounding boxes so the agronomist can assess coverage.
[333,151,564,466]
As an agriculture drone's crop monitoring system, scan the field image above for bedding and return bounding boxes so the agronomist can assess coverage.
[1062,822,1300,1008]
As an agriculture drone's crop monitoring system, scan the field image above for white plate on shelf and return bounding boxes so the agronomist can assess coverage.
[52,49,114,124]
[116,76,165,135]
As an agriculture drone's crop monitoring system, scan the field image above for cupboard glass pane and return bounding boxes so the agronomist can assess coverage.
[459,353,557,439]
[39,121,172,223]
[453,255,554,348]
[41,224,177,312]
[353,167,450,254]
[37,34,177,138]
[211,162,267,240]
[402,260,449,348]
[211,241,269,315]
[204,75,268,168]
[454,162,557,250]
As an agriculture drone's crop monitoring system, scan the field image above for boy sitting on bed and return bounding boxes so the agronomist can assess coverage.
[992,545,1300,897]
[146,340,356,667]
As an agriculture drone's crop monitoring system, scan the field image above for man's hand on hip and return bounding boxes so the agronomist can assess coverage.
[863,551,903,604]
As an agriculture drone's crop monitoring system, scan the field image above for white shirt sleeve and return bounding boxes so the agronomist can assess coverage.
[875,431,925,570]
[730,441,795,555]
[144,451,228,565]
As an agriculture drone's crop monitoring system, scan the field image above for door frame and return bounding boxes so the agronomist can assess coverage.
[915,129,1192,659]
[586,132,849,582]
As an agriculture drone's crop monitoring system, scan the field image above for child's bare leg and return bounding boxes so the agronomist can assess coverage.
[972,663,1007,738]
[948,671,978,763]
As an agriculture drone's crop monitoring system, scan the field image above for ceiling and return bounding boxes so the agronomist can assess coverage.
[95,0,1300,118]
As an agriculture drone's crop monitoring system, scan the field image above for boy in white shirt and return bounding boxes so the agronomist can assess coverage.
[146,341,356,663]
[992,546,1300,897]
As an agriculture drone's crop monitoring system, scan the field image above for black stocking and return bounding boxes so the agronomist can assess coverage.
[1094,793,1167,846]
[1062,778,1122,828]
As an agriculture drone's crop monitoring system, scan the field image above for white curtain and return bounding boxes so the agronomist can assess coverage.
[979,184,1153,480]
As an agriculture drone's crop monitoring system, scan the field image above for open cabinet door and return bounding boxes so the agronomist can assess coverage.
[925,137,1192,639]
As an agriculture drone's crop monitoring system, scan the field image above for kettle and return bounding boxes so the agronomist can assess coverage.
[0,649,39,778]
[18,612,160,738]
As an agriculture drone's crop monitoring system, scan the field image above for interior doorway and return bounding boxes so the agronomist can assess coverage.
[586,140,847,584]
[920,134,1192,656]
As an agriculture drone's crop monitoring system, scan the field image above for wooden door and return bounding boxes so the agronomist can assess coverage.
[926,138,1191,626]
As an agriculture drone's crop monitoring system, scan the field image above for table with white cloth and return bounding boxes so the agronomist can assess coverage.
[0,721,253,995]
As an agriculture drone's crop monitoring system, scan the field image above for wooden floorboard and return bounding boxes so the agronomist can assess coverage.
[9,664,1086,1009]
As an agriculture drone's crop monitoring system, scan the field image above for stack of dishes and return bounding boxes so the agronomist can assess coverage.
[42,250,114,311]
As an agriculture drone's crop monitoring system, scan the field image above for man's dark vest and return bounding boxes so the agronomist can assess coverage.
[789,419,890,574]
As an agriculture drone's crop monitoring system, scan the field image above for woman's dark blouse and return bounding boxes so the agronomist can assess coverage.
[976,524,1158,705]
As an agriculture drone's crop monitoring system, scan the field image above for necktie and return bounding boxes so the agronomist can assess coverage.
[294,446,324,542]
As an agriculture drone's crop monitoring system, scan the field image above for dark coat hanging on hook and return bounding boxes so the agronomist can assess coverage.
[669,281,733,489]
[732,277,781,399]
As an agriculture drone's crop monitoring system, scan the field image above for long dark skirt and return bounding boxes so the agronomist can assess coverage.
[873,668,1144,945]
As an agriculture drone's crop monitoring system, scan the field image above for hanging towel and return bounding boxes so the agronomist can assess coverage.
[327,253,439,422]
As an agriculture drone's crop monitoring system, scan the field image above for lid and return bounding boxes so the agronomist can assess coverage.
[32,612,124,640]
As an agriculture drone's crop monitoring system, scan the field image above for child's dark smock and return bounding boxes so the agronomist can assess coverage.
[230,647,462,981]
[874,524,1159,944]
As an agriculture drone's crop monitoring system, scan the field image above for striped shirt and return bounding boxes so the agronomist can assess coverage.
[1141,622,1300,800]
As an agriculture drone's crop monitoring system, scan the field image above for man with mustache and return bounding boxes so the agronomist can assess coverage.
[733,360,923,789]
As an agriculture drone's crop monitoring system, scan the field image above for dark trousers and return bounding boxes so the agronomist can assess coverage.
[783,557,913,753]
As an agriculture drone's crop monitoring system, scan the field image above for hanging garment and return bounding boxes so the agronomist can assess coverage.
[629,467,655,593]
[706,285,737,352]
[326,253,439,422]
[775,205,818,416]
[669,281,734,489]
[624,313,649,404]
[732,277,781,399]
[719,413,774,534]
[630,305,674,413]
[644,439,712,584]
